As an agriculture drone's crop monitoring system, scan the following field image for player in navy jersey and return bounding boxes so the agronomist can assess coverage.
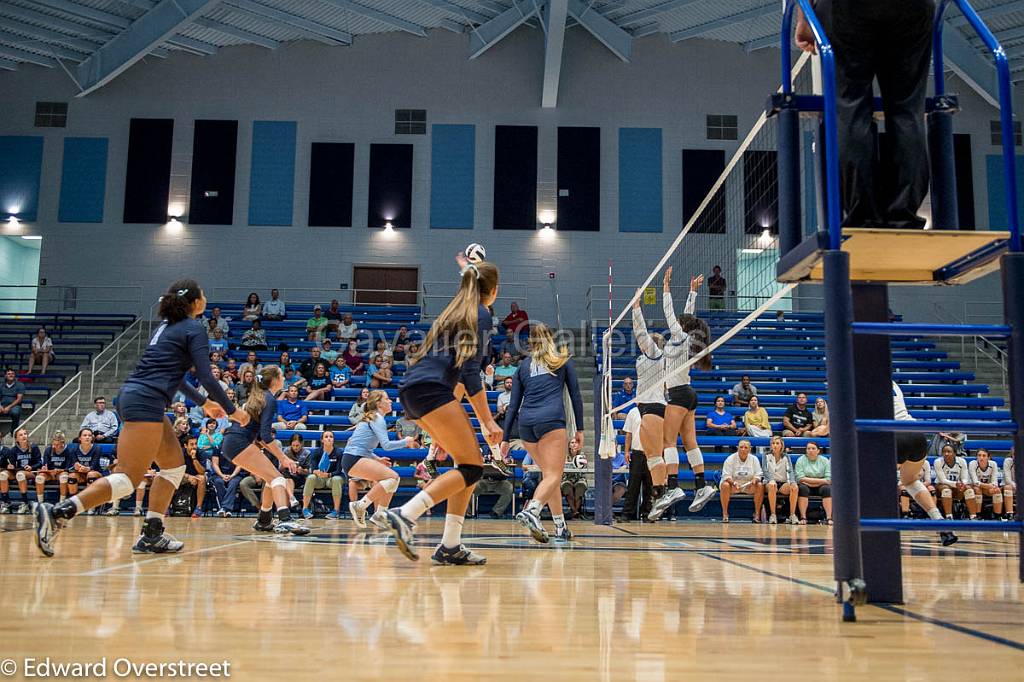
[34,279,250,557]
[383,253,502,563]
[39,431,74,505]
[1,428,42,514]
[220,365,308,536]
[501,323,584,543]
[66,428,102,512]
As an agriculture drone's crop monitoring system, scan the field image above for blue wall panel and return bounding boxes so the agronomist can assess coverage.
[249,121,297,226]
[59,137,108,223]
[618,128,662,232]
[0,136,44,221]
[986,154,1024,231]
[430,124,475,229]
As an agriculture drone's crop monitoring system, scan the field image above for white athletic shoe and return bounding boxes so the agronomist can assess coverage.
[688,485,717,513]
[349,501,368,530]
[104,506,120,516]
[368,509,390,532]
[649,488,686,521]
[787,514,799,525]
[768,514,778,524]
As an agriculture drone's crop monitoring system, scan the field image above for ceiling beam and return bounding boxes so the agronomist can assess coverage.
[0,17,102,51]
[224,0,352,44]
[941,18,1001,108]
[0,42,57,66]
[0,56,16,69]
[409,0,492,25]
[192,16,278,48]
[0,31,86,59]
[567,0,630,61]
[0,2,113,39]
[614,0,701,28]
[468,0,537,59]
[744,32,779,52]
[29,0,132,29]
[541,0,567,107]
[75,0,223,96]
[164,34,218,54]
[317,0,427,37]
[950,0,1024,27]
[670,2,777,43]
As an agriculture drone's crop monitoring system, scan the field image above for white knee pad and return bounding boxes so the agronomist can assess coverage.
[35,474,45,485]
[663,447,679,466]
[993,493,1003,504]
[15,471,26,483]
[157,465,186,488]
[963,488,976,500]
[58,473,69,484]
[107,473,135,501]
[940,487,953,499]
[686,448,704,468]
[137,480,147,490]
[269,476,287,490]
[904,480,927,499]
[380,477,399,493]
[0,471,7,481]
[1005,489,1014,499]
[647,456,665,468]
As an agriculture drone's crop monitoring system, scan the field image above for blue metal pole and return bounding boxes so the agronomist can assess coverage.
[780,0,796,93]
[1001,252,1024,582]
[932,0,951,97]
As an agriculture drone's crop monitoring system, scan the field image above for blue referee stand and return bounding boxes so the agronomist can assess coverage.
[774,0,1024,622]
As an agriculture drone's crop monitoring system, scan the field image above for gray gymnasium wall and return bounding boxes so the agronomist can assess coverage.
[0,27,1014,327]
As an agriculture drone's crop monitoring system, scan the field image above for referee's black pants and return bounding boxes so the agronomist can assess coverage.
[621,452,653,520]
[817,0,935,229]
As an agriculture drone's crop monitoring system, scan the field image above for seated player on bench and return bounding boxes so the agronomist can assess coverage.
[933,444,974,520]
[968,448,1002,519]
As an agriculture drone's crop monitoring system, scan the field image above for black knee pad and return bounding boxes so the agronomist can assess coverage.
[456,464,483,486]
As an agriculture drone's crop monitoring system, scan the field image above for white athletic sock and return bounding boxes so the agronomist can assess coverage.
[526,499,543,516]
[70,496,84,514]
[552,514,566,529]
[926,507,943,521]
[260,505,273,512]
[145,510,162,521]
[354,496,371,512]
[400,491,435,522]
[441,514,465,549]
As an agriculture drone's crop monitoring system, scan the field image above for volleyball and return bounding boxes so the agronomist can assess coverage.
[465,242,487,263]
[573,453,588,469]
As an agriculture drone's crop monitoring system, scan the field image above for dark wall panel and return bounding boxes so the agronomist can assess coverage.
[954,133,976,229]
[557,126,600,231]
[123,118,173,223]
[308,142,354,227]
[683,149,726,234]
[367,143,413,228]
[743,149,778,234]
[188,120,238,225]
[493,125,537,230]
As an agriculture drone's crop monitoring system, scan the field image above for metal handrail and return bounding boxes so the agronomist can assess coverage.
[89,317,144,399]
[23,372,82,444]
[205,287,422,310]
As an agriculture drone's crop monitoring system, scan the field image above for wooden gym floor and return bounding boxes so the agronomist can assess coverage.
[0,516,1020,680]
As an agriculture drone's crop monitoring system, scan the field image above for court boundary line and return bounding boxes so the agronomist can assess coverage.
[696,552,1024,653]
[80,540,253,576]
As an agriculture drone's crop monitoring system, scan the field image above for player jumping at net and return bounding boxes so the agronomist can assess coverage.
[502,323,585,544]
[892,381,957,546]
[383,253,502,565]
[649,267,717,521]
[343,390,416,532]
[33,279,250,557]
[220,365,309,536]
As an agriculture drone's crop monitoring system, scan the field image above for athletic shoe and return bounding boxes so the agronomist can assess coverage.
[721,517,730,524]
[553,525,573,542]
[134,507,143,517]
[191,508,202,519]
[489,458,512,477]
[940,531,959,547]
[368,509,390,532]
[252,519,275,532]
[688,485,717,513]
[33,502,59,558]
[649,488,685,520]
[431,544,487,565]
[768,514,778,524]
[301,508,313,520]
[0,502,10,514]
[132,532,184,554]
[274,521,310,536]
[105,506,120,516]
[515,509,549,544]
[224,511,233,518]
[16,502,30,515]
[217,509,227,518]
[349,502,367,529]
[384,509,419,561]
[326,510,339,520]
[424,458,439,479]
[787,514,799,525]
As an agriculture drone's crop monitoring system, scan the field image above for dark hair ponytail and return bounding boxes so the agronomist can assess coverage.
[680,314,712,371]
[159,279,203,324]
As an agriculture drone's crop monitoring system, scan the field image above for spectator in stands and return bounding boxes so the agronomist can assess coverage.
[480,363,496,391]
[173,417,192,444]
[501,302,530,336]
[223,357,239,383]
[795,441,832,525]
[205,307,229,335]
[369,358,394,389]
[561,441,589,520]
[337,313,359,345]
[1003,448,1016,520]
[743,395,772,444]
[170,401,191,427]
[1,368,26,439]
[809,398,830,437]
[205,318,220,339]
[277,351,294,375]
[263,288,286,321]
[306,305,328,341]
[612,377,635,418]
[240,319,268,351]
[320,339,339,364]
[305,364,333,401]
[343,340,366,376]
[349,387,370,422]
[0,427,42,513]
[276,385,308,431]
[197,417,223,458]
[394,413,422,447]
[283,367,305,394]
[181,436,207,518]
[301,430,344,519]
[707,266,727,310]
[80,396,119,442]
[934,443,973,519]
[242,293,262,321]
[210,441,243,516]
[763,435,799,524]
[299,346,331,382]
[475,456,515,519]
[324,299,343,335]
[209,365,229,394]
[494,352,517,381]
[900,458,935,518]
[370,339,392,367]
[393,326,410,361]
[235,369,256,404]
[782,393,814,437]
[719,439,764,523]
[208,328,228,358]
[931,431,968,458]
[27,327,54,374]
[496,333,521,363]
[705,396,739,437]
[969,448,1002,519]
[495,377,514,426]
[329,357,351,391]
[730,375,757,407]
[239,351,262,377]
[610,448,628,506]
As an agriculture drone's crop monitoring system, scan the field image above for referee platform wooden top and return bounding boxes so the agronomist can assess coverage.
[777,228,1011,285]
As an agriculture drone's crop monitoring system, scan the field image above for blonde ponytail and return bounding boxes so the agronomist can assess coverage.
[528,322,570,371]
[359,389,390,424]
[411,261,499,369]
[244,365,282,422]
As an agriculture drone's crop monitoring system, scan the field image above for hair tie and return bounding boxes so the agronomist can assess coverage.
[177,288,189,297]
[461,263,480,279]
